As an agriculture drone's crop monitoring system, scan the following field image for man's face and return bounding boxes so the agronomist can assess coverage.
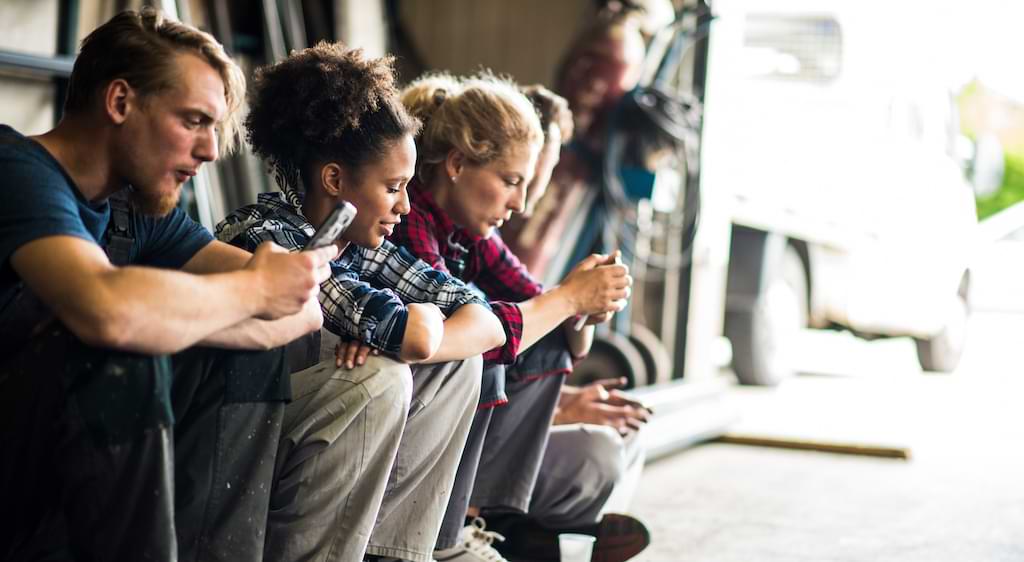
[117,53,226,216]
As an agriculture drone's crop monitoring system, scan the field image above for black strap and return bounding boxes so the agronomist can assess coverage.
[104,192,135,266]
[0,193,137,357]
[443,232,469,279]
[0,190,136,352]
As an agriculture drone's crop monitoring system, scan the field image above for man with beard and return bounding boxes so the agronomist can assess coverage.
[0,8,339,562]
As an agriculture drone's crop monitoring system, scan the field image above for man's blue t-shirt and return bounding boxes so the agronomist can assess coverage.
[0,124,214,310]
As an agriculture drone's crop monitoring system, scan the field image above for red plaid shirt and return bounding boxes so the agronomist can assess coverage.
[389,180,544,364]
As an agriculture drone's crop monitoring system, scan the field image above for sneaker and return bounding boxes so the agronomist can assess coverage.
[433,517,509,562]
[488,513,650,562]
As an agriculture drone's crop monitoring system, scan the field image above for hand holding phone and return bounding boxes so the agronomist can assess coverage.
[304,201,357,251]
[573,251,623,330]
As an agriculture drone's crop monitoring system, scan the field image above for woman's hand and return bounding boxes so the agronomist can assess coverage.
[560,252,632,317]
[335,338,381,369]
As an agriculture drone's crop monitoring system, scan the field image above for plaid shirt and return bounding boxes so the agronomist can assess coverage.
[388,180,544,364]
[215,192,490,356]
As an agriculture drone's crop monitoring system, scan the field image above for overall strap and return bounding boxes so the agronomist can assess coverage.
[104,192,135,267]
[0,193,138,358]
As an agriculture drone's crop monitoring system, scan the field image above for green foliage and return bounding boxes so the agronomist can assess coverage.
[957,80,982,139]
[976,150,1024,220]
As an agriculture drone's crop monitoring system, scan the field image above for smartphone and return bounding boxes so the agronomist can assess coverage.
[303,201,357,251]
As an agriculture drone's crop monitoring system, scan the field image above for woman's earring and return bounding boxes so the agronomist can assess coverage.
[450,176,457,183]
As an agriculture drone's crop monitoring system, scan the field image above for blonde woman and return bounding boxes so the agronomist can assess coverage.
[392,72,635,562]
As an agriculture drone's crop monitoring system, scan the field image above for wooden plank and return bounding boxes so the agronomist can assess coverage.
[716,434,912,460]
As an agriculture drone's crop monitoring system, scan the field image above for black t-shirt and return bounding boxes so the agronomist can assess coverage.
[0,124,214,314]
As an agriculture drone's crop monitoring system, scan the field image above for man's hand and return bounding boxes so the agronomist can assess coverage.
[335,338,381,369]
[247,242,335,320]
[554,377,652,435]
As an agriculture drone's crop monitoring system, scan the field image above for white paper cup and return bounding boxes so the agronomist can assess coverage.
[558,533,596,562]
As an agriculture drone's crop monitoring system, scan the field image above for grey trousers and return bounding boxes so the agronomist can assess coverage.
[528,425,646,528]
[468,372,565,512]
[366,356,483,562]
[263,356,413,562]
[435,332,570,549]
[171,345,291,562]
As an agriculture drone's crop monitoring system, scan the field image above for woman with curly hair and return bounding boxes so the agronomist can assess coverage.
[216,43,505,562]
[389,73,633,562]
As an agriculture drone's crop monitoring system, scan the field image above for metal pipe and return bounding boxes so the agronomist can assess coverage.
[0,50,74,79]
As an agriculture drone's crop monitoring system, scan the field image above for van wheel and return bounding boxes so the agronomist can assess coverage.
[915,290,968,373]
[568,332,649,389]
[726,244,807,386]
[629,323,673,385]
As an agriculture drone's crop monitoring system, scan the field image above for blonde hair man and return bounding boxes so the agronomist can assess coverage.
[0,8,336,561]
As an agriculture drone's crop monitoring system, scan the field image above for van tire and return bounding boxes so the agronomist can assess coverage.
[915,290,968,373]
[568,332,649,389]
[629,323,673,385]
[726,245,807,386]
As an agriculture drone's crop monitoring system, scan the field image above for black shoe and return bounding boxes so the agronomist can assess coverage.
[488,513,650,562]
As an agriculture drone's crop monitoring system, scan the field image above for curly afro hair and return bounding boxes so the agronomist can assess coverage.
[245,41,420,195]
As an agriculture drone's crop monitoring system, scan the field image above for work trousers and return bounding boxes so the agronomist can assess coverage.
[435,333,569,549]
[364,356,482,562]
[264,356,412,562]
[308,332,484,562]
[0,326,289,562]
[528,425,646,528]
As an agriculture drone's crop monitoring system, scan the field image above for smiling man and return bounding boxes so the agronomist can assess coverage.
[0,8,338,562]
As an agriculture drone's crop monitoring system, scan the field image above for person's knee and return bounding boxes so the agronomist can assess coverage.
[456,354,484,404]
[67,345,175,444]
[578,425,627,485]
[291,355,412,415]
[213,345,290,403]
[363,354,414,413]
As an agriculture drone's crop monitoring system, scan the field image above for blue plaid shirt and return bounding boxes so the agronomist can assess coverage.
[216,192,491,355]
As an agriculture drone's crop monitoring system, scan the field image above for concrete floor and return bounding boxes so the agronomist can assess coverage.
[628,312,1024,561]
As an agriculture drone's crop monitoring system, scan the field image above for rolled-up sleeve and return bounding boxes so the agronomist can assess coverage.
[216,202,411,353]
[319,263,409,354]
[485,301,524,364]
[357,242,490,316]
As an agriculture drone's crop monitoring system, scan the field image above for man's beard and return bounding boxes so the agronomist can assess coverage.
[128,185,180,217]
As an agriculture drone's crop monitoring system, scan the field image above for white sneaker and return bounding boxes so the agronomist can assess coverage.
[433,517,509,562]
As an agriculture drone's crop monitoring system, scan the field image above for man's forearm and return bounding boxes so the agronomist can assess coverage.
[86,265,265,354]
[200,297,322,350]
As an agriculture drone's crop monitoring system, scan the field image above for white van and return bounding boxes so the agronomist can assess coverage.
[702,0,977,384]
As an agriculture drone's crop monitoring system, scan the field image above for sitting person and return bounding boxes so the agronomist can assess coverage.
[215,42,504,562]
[490,377,651,562]
[0,8,341,562]
[393,72,637,562]
[480,85,653,562]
